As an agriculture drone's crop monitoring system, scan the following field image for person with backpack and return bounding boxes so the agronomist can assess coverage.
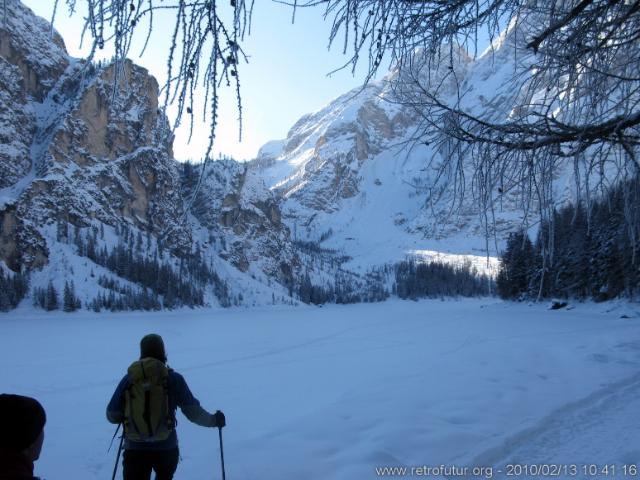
[106,334,226,480]
[0,394,47,480]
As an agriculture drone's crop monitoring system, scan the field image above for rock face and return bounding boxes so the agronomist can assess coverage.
[0,4,189,269]
[186,159,298,286]
[255,83,408,213]
[0,57,34,188]
[0,1,298,306]
[0,0,72,267]
[36,58,192,255]
[0,1,68,101]
[0,0,69,188]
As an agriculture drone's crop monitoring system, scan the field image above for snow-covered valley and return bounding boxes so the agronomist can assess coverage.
[1,1,639,478]
[2,299,640,479]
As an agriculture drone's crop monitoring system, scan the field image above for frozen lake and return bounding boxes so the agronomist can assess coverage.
[2,299,640,479]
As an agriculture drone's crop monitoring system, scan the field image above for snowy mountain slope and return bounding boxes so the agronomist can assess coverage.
[250,25,589,271]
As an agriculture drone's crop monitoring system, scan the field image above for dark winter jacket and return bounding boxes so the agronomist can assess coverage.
[106,367,212,450]
[0,449,40,480]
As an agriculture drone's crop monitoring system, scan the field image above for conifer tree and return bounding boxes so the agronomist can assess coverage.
[45,281,59,311]
[63,281,80,312]
[496,231,534,300]
[0,289,11,312]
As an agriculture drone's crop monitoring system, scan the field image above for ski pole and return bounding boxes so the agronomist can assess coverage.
[110,424,124,480]
[216,411,226,480]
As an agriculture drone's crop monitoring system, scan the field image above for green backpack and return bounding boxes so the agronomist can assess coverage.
[124,357,175,442]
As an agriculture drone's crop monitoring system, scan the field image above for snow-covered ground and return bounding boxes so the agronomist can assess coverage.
[2,299,640,479]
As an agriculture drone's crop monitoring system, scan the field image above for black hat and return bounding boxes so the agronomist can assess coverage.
[140,334,167,363]
[0,394,46,451]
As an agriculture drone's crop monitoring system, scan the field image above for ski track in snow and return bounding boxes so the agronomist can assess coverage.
[468,371,640,479]
[178,321,392,373]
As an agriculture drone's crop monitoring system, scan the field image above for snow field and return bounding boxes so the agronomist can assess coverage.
[1,299,640,479]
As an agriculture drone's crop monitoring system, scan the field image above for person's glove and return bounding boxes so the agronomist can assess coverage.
[211,410,226,428]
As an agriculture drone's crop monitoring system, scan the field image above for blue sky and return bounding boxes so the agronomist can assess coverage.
[22,1,375,161]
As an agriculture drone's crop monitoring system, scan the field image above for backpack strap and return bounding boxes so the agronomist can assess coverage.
[164,373,175,430]
[140,361,154,436]
[123,382,140,438]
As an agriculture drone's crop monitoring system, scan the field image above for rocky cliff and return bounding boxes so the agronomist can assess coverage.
[0,0,188,268]
[0,0,299,308]
[184,158,299,288]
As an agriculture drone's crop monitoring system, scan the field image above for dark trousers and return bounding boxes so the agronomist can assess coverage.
[122,448,179,480]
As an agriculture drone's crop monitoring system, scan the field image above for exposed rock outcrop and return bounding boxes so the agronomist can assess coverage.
[186,159,298,286]
[0,35,190,268]
[0,1,298,306]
